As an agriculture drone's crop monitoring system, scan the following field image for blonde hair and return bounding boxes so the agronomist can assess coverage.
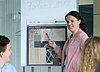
[79,37,100,72]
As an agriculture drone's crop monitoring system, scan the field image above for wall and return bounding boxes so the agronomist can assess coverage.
[79,0,93,5]
[94,0,100,36]
[0,0,2,33]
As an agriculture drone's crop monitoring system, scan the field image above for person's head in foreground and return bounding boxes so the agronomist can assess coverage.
[0,35,12,67]
[79,36,100,72]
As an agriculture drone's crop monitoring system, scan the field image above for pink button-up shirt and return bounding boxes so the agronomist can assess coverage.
[54,29,88,72]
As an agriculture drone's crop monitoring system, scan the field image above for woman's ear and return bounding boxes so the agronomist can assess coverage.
[78,19,81,25]
[0,52,3,57]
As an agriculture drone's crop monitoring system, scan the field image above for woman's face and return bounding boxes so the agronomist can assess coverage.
[66,15,81,34]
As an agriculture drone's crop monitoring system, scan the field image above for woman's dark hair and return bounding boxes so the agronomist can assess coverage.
[0,35,10,52]
[65,11,88,35]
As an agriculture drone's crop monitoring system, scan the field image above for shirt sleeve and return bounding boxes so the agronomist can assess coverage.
[53,45,62,59]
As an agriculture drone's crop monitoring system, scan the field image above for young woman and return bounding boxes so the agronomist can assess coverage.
[48,11,88,72]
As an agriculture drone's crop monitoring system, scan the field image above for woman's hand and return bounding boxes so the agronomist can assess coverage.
[48,39,57,48]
